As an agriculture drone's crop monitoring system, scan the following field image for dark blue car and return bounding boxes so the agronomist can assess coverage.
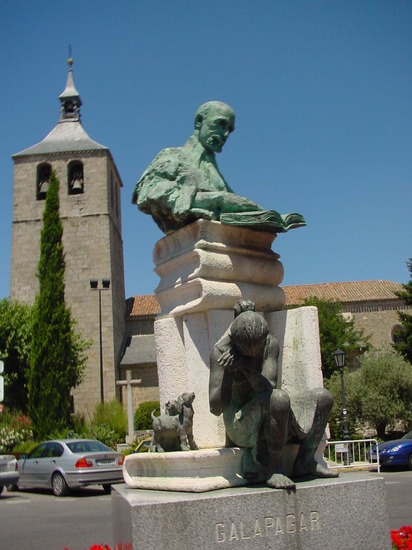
[369,430,412,469]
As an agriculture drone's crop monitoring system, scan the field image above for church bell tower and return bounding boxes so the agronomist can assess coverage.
[10,57,126,414]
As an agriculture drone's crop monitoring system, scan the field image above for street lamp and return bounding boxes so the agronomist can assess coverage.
[334,348,352,463]
[90,278,111,403]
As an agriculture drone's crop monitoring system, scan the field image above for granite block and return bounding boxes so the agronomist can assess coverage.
[112,473,390,549]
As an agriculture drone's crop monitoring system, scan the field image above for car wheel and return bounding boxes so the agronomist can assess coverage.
[0,485,3,495]
[102,484,112,494]
[52,472,69,497]
[408,454,412,471]
[6,484,18,492]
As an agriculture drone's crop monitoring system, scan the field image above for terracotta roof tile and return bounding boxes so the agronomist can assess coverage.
[283,280,403,306]
[126,294,160,317]
[127,280,403,317]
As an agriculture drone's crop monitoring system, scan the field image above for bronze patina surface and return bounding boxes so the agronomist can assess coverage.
[133,101,305,234]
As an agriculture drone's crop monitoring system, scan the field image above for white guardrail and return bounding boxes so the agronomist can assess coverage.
[324,438,380,473]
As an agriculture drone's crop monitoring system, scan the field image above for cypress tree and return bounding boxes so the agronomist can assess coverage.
[28,171,86,439]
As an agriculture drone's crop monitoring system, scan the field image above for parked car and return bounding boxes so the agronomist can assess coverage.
[15,439,125,496]
[0,455,19,495]
[369,431,412,469]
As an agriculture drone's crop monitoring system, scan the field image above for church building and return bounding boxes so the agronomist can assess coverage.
[10,58,126,415]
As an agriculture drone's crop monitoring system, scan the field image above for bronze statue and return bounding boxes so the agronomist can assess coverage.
[209,301,337,489]
[132,101,305,234]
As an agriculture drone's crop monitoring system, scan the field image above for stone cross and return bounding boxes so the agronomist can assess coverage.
[116,370,142,440]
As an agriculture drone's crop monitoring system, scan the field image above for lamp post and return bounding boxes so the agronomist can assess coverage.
[90,278,111,403]
[334,348,352,463]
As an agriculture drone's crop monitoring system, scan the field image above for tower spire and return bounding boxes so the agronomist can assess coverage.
[59,50,82,122]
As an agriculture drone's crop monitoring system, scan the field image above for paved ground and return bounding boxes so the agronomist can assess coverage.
[0,470,410,549]
[0,485,113,550]
[367,469,412,530]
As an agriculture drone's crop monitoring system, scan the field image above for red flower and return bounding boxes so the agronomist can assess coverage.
[391,526,412,549]
[64,542,132,550]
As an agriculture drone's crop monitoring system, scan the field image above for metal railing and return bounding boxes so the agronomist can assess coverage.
[324,438,380,473]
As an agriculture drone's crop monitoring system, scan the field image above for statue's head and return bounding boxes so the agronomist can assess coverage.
[230,311,269,357]
[194,101,235,154]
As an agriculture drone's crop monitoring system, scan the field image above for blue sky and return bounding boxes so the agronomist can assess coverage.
[1,1,411,300]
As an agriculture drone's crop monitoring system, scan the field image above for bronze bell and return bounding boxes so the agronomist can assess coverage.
[39,180,49,194]
[71,178,83,193]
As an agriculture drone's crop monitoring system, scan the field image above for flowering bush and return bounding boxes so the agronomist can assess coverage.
[0,414,33,452]
[391,526,412,549]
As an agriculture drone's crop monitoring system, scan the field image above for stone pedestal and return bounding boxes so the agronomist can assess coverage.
[153,220,285,317]
[112,473,391,550]
[152,220,324,449]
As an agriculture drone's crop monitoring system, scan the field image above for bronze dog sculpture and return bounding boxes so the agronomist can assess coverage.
[151,392,198,452]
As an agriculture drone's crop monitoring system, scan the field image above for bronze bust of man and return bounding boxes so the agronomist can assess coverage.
[132,101,305,234]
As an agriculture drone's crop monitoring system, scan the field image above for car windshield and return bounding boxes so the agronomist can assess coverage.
[401,431,412,440]
[66,440,113,453]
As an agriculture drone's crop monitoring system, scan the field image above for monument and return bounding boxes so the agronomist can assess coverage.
[112,102,390,549]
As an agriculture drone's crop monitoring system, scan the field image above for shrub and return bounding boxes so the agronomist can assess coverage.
[44,424,122,450]
[46,427,80,440]
[0,410,33,453]
[83,425,121,449]
[12,439,38,455]
[134,401,160,430]
[71,413,87,434]
[92,399,127,436]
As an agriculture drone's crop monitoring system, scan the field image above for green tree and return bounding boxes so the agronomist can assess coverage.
[393,258,412,364]
[326,347,412,439]
[302,297,369,379]
[134,401,160,430]
[28,171,88,439]
[0,299,33,411]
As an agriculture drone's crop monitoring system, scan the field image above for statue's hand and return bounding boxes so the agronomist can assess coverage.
[218,348,235,369]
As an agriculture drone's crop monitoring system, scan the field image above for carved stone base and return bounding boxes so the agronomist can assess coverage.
[122,443,331,493]
[112,474,390,550]
[153,219,285,316]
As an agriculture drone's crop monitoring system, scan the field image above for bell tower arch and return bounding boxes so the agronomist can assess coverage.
[10,57,126,414]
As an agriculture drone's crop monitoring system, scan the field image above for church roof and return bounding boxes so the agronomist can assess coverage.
[126,280,404,318]
[13,57,107,158]
[284,280,403,305]
[13,122,107,157]
[120,334,157,366]
[126,295,160,317]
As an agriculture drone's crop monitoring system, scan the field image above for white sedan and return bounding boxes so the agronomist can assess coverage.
[15,439,125,496]
[0,454,19,495]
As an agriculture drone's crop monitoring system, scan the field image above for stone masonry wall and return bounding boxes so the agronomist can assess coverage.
[11,151,125,416]
[344,302,410,349]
